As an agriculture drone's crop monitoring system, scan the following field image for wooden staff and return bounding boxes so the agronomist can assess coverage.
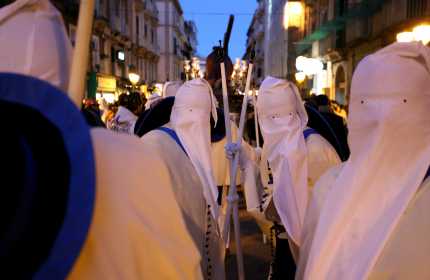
[252,89,260,148]
[68,0,95,107]
[221,61,253,280]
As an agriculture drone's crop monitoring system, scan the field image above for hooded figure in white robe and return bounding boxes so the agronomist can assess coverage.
[0,3,203,279]
[0,0,72,91]
[109,105,138,134]
[254,76,340,247]
[296,42,430,280]
[141,78,226,280]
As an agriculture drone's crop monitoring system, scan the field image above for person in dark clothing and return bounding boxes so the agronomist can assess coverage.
[82,107,105,128]
[82,99,105,128]
[205,46,234,108]
[119,92,144,116]
[306,95,350,161]
[135,96,227,144]
[134,96,175,137]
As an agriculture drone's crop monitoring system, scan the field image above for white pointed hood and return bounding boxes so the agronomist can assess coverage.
[170,78,219,220]
[162,81,183,97]
[257,76,308,245]
[301,42,430,280]
[0,0,72,91]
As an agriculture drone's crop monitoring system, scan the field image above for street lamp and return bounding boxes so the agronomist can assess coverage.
[191,57,201,79]
[396,32,415,43]
[296,56,323,76]
[283,1,304,30]
[231,58,248,93]
[396,24,430,44]
[183,57,201,80]
[413,25,430,45]
[128,65,140,87]
[295,72,306,83]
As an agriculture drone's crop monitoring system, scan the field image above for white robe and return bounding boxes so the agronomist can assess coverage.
[246,132,340,240]
[141,128,226,280]
[69,128,202,280]
[297,165,430,280]
[0,0,72,91]
[109,106,137,135]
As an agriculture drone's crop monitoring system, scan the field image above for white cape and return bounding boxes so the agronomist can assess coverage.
[297,165,430,280]
[141,128,226,280]
[69,128,202,280]
[298,42,430,280]
[244,133,340,239]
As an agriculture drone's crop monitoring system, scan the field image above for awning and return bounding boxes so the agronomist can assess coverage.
[295,0,385,53]
[87,71,98,99]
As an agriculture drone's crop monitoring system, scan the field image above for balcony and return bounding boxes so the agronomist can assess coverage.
[296,0,385,53]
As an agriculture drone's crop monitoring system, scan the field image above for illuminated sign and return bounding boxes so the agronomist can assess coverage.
[117,51,125,61]
[97,76,117,92]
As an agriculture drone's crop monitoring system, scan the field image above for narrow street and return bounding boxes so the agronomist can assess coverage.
[226,210,272,280]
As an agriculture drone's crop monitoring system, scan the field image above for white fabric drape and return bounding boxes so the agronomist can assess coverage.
[162,81,183,97]
[0,0,72,91]
[257,76,309,246]
[170,78,219,220]
[300,42,430,280]
[70,128,203,280]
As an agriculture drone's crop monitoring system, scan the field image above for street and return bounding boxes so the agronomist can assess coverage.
[226,210,272,280]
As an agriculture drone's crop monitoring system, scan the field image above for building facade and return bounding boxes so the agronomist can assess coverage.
[246,0,430,107]
[294,0,430,106]
[53,0,161,101]
[185,20,198,58]
[156,0,198,82]
[53,0,197,98]
[92,0,160,99]
[245,0,266,86]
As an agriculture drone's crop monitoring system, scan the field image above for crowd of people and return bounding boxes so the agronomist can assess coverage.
[1,1,430,280]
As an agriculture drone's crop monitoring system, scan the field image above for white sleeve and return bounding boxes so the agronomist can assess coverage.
[306,134,342,193]
[296,164,343,279]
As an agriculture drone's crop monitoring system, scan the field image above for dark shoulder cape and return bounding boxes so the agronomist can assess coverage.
[135,96,227,142]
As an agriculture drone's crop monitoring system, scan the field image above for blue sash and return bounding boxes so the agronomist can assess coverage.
[303,127,318,140]
[156,127,188,156]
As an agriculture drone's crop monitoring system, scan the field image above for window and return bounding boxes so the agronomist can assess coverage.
[407,0,427,18]
[174,37,177,55]
[136,16,140,41]
[336,0,347,17]
[151,29,155,44]
[124,0,129,25]
[115,0,120,16]
[144,24,148,38]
